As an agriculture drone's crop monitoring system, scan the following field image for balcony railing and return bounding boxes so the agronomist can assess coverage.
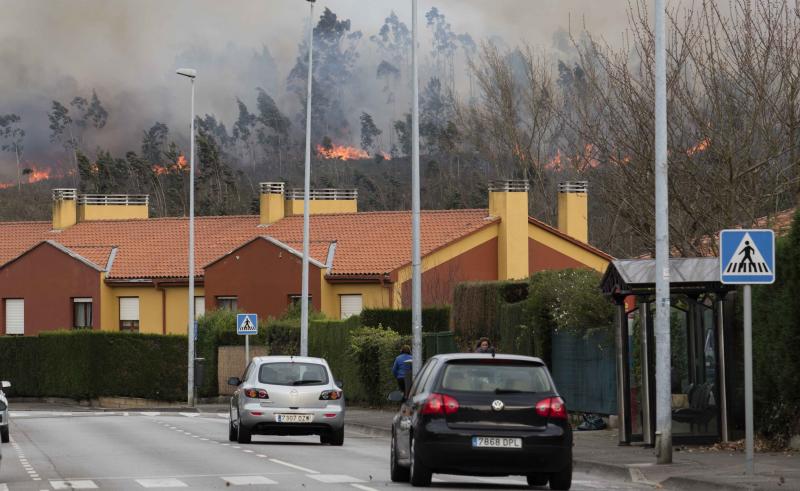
[77,194,149,206]
[285,188,358,201]
[52,188,77,201]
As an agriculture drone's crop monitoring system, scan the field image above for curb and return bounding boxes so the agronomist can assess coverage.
[573,459,634,483]
[345,421,391,438]
[660,476,756,491]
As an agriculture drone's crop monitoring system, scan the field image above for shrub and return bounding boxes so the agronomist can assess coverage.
[265,321,300,355]
[360,307,450,334]
[452,281,528,345]
[348,326,410,406]
[309,317,364,399]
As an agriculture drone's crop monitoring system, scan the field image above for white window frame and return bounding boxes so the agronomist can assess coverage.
[340,294,363,320]
[73,298,93,329]
[4,299,24,335]
[216,296,238,311]
[119,297,140,332]
[194,296,205,320]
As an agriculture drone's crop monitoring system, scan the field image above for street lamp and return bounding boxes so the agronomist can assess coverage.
[176,67,197,406]
[300,0,316,357]
[410,0,422,377]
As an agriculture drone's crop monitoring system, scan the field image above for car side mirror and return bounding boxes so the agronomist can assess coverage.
[227,377,241,387]
[335,380,344,388]
[388,390,404,402]
[1,381,10,389]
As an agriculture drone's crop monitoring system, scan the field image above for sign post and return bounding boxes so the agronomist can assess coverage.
[237,313,258,368]
[719,229,775,476]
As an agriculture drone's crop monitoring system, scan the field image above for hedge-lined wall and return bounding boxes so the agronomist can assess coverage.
[452,280,529,350]
[360,307,450,334]
[0,330,187,401]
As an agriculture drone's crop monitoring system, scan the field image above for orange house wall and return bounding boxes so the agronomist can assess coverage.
[529,238,588,273]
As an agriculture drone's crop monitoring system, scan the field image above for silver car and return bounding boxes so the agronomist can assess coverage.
[228,356,345,445]
[1,381,10,443]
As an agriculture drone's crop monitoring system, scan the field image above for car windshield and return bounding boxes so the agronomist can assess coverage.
[258,362,329,386]
[439,361,552,393]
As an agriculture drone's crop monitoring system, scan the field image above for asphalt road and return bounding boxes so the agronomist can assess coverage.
[0,410,650,490]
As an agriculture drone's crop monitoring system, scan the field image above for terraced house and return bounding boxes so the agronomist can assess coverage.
[0,180,612,335]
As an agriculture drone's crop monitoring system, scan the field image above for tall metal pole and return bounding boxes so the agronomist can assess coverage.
[300,0,315,357]
[743,285,754,475]
[187,77,196,406]
[410,0,423,377]
[654,0,672,464]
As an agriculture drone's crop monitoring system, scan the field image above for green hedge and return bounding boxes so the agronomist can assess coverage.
[265,321,300,355]
[0,330,186,401]
[348,326,410,406]
[452,280,528,347]
[360,307,450,334]
[309,317,364,399]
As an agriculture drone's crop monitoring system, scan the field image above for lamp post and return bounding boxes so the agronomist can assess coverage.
[410,0,422,377]
[176,67,197,406]
[300,0,315,357]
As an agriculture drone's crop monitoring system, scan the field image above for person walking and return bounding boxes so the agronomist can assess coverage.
[475,337,492,353]
[392,345,413,393]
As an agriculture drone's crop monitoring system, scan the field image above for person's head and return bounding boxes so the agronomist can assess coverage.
[477,337,490,350]
[400,344,411,355]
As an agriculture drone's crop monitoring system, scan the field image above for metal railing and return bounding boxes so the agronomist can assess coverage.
[52,188,77,201]
[488,180,530,192]
[77,194,149,206]
[259,182,285,195]
[285,188,358,201]
[558,181,588,194]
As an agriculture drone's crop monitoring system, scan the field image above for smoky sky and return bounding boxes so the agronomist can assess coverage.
[0,0,632,179]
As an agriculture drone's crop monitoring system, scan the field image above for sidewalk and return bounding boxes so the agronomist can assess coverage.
[344,408,800,491]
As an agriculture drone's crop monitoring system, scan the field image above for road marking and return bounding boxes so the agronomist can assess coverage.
[351,485,378,491]
[307,474,364,484]
[269,459,319,474]
[0,484,7,491]
[200,438,208,441]
[135,478,188,488]
[51,480,99,489]
[221,476,277,485]
[242,449,254,453]
[141,412,160,417]
[256,454,267,458]
[232,445,241,449]
[178,412,198,418]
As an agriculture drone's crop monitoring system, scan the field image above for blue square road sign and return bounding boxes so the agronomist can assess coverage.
[719,229,775,285]
[237,313,258,335]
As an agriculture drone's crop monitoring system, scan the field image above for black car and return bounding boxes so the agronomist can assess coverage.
[388,353,573,489]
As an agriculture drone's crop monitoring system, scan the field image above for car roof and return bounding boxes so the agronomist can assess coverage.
[429,353,546,364]
[252,355,329,366]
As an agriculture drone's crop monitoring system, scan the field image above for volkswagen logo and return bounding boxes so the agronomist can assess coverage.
[491,400,504,411]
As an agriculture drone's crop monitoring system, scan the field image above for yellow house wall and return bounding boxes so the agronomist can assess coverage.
[392,224,499,307]
[528,223,609,272]
[557,192,588,243]
[98,280,205,334]
[319,274,391,319]
[53,199,77,229]
[78,204,148,221]
[285,199,357,216]
[489,191,529,280]
[259,193,285,225]
[164,286,205,335]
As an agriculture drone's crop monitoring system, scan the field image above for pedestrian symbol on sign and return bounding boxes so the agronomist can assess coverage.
[236,313,258,335]
[720,229,775,285]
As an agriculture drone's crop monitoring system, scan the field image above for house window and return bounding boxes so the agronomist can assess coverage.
[217,296,238,311]
[340,294,363,320]
[289,295,312,308]
[73,298,93,329]
[4,299,24,335]
[119,297,140,332]
[194,296,205,320]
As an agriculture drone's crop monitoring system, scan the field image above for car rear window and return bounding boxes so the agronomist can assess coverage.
[439,361,552,393]
[258,362,329,386]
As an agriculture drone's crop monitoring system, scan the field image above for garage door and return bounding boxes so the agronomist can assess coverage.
[340,294,363,320]
[5,299,24,335]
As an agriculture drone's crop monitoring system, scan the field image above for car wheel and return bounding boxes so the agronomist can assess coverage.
[236,416,252,444]
[526,473,548,487]
[0,426,8,443]
[548,460,572,490]
[327,426,344,446]
[409,434,432,487]
[228,417,237,442]
[390,429,410,482]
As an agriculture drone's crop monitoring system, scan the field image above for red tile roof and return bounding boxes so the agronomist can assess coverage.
[0,209,498,279]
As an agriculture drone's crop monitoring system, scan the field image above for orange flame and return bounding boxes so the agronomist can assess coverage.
[545,150,563,171]
[316,144,369,160]
[687,138,710,156]
[378,151,392,161]
[152,154,189,175]
[0,182,13,189]
[26,166,52,183]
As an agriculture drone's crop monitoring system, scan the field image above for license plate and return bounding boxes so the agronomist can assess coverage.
[275,413,312,423]
[472,436,522,448]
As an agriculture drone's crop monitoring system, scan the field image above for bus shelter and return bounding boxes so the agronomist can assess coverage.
[600,258,737,445]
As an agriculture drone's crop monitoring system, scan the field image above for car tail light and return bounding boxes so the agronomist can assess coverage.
[319,390,343,400]
[243,388,269,399]
[535,397,567,419]
[421,393,459,415]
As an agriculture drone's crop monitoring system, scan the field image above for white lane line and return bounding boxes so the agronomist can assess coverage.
[269,458,319,474]
[51,481,99,489]
[232,445,241,449]
[135,478,188,488]
[221,476,278,485]
[351,484,379,491]
[242,449,254,453]
[178,412,198,418]
[256,454,267,458]
[200,438,209,441]
[308,474,364,484]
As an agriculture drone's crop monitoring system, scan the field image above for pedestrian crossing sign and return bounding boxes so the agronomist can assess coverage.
[719,229,775,284]
[237,313,258,335]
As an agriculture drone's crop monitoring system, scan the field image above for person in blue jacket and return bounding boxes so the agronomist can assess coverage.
[392,345,413,393]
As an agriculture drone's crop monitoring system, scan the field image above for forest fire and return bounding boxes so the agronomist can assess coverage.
[316,143,369,160]
[152,155,189,175]
[687,137,710,156]
[26,166,52,183]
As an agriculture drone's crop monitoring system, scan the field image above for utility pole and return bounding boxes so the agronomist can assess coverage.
[654,0,672,464]
[300,0,316,357]
[410,0,423,377]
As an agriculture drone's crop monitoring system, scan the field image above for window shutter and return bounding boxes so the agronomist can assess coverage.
[5,299,24,335]
[194,297,205,319]
[340,294,363,320]
[119,297,140,321]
